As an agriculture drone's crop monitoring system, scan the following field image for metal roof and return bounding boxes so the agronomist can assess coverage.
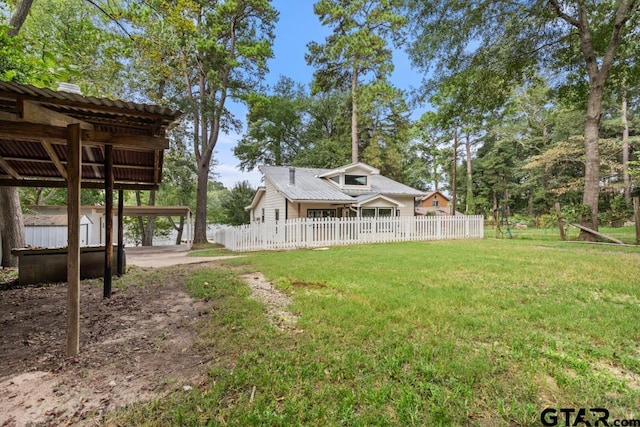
[259,165,425,202]
[23,213,91,226]
[0,81,181,189]
[260,166,355,202]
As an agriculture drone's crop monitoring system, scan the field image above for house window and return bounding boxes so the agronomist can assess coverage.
[432,200,439,207]
[307,209,337,218]
[360,207,395,217]
[275,209,279,221]
[361,208,376,217]
[345,174,367,186]
[261,208,265,223]
[330,175,340,184]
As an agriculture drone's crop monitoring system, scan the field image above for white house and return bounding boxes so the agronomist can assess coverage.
[246,162,425,222]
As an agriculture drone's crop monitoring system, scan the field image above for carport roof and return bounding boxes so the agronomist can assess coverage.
[0,81,181,190]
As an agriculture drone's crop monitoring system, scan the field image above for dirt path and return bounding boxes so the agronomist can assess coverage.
[0,264,213,426]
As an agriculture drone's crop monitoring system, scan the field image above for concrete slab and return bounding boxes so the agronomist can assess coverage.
[125,246,242,268]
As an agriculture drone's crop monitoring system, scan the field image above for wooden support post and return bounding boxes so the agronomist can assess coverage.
[117,189,124,276]
[66,124,81,356]
[634,197,640,245]
[555,202,566,241]
[104,144,113,298]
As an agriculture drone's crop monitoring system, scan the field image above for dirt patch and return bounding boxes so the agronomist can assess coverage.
[0,263,214,426]
[241,273,299,331]
[290,280,326,289]
[594,361,640,391]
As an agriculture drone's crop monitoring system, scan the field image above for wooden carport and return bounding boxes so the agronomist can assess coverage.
[0,81,181,355]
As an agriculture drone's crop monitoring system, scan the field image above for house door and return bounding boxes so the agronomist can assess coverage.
[80,224,89,246]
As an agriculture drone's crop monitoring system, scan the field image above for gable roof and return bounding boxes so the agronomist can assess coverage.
[317,162,380,178]
[420,191,450,201]
[24,213,91,226]
[353,194,405,208]
[258,164,425,203]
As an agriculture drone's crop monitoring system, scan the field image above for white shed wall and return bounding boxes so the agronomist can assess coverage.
[25,223,90,248]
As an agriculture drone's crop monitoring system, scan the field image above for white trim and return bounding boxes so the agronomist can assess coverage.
[353,194,405,208]
[317,162,380,178]
[245,186,266,211]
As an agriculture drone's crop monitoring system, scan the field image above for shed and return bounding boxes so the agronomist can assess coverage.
[0,81,181,355]
[24,214,92,248]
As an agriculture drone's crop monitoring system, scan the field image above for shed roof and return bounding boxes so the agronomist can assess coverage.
[23,213,91,226]
[0,81,181,190]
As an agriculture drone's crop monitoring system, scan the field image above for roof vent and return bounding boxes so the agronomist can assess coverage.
[57,82,82,95]
[289,167,295,185]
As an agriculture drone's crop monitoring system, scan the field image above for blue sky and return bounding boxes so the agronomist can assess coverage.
[214,0,425,189]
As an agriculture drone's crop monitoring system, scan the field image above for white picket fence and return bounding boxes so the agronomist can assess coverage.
[213,215,484,252]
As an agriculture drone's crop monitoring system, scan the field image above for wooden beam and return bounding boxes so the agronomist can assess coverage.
[0,120,169,150]
[104,144,113,298]
[66,123,81,356]
[40,140,67,179]
[0,156,156,171]
[569,223,624,244]
[0,178,159,190]
[21,100,94,130]
[0,155,21,179]
[108,135,169,150]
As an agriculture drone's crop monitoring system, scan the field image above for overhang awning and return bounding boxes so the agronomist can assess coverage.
[0,81,181,189]
[0,81,181,357]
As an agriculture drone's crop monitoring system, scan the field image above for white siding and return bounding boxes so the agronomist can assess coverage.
[250,190,266,222]
[395,196,418,216]
[262,179,287,222]
[287,199,299,219]
[25,218,91,248]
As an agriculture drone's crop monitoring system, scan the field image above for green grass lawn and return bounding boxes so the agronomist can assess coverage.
[107,238,640,426]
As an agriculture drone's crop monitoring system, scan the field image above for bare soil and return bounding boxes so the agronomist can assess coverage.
[0,264,215,427]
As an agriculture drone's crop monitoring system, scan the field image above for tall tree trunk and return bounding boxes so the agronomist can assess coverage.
[0,187,25,267]
[581,87,604,235]
[135,190,146,246]
[172,216,185,245]
[351,65,359,163]
[6,0,33,36]
[464,131,473,215]
[492,192,498,238]
[553,0,636,237]
[143,190,155,246]
[193,162,211,244]
[451,128,457,215]
[1,2,31,266]
[622,87,631,201]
